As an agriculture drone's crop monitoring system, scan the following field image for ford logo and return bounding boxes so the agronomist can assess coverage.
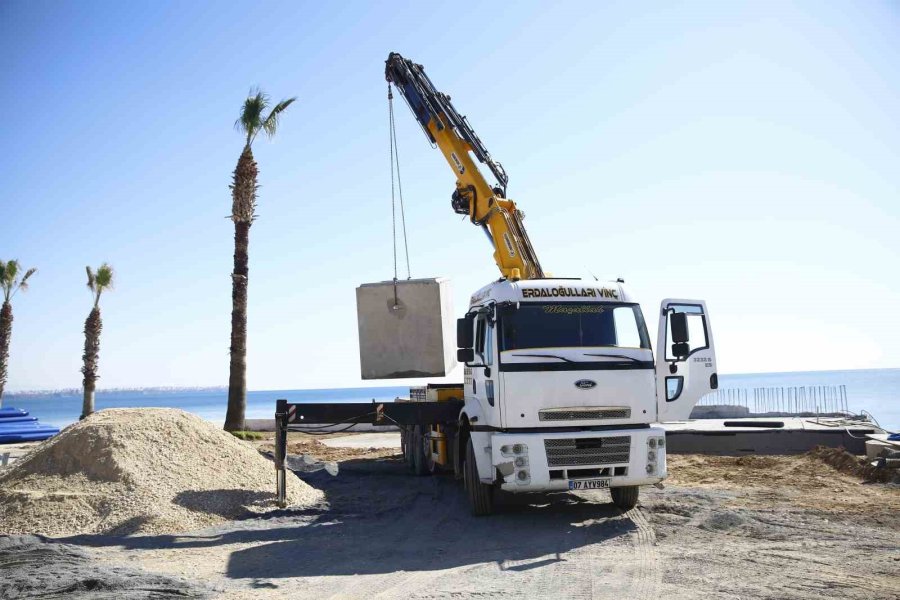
[574,379,597,390]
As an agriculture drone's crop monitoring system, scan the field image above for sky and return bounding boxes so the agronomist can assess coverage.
[1,1,898,392]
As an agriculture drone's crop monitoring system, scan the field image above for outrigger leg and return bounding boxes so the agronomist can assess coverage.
[275,398,288,508]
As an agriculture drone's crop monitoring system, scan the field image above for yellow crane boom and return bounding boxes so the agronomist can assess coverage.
[385,52,544,280]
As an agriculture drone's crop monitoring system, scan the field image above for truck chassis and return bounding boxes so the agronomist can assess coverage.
[274,397,463,507]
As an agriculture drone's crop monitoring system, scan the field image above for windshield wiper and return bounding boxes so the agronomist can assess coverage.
[582,353,643,362]
[510,353,575,363]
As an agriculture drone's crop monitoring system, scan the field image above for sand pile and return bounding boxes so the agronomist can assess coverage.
[0,408,321,537]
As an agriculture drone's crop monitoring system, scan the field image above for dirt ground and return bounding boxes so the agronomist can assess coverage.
[256,431,400,462]
[4,433,899,599]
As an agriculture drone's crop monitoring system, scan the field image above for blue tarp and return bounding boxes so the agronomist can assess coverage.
[0,407,29,419]
[0,406,58,443]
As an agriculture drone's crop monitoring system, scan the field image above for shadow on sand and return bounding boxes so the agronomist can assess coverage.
[61,457,636,579]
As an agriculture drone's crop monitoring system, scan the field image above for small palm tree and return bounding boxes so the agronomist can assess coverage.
[0,260,37,406]
[225,89,296,432]
[81,264,114,419]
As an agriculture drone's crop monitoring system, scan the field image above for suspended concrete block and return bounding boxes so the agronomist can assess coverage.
[356,278,456,379]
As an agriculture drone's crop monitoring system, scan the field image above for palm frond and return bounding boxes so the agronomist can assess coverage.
[2,261,20,300]
[17,268,37,293]
[95,263,114,290]
[0,261,8,300]
[86,266,96,292]
[4,260,19,284]
[235,88,269,145]
[261,97,297,138]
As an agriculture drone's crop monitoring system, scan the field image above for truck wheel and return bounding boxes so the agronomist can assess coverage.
[465,438,494,516]
[412,425,429,476]
[611,486,639,510]
[423,430,437,473]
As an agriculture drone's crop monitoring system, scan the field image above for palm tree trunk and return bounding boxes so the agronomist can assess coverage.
[225,221,250,431]
[81,307,102,419]
[0,301,12,407]
[225,146,257,432]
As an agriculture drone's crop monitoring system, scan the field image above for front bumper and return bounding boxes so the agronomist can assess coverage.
[489,427,667,492]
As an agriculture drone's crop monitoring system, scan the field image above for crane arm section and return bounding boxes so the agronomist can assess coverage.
[385,52,544,280]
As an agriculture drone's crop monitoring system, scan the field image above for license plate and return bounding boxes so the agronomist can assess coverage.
[568,479,610,490]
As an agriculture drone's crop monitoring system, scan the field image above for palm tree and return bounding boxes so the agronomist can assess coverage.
[81,264,113,419]
[0,260,37,406]
[224,89,296,432]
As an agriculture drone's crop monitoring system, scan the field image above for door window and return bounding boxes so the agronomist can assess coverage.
[666,376,684,401]
[664,304,709,361]
[475,316,491,365]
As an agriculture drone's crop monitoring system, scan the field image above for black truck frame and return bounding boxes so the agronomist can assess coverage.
[274,398,464,506]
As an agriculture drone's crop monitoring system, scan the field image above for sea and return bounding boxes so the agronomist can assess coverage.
[4,368,898,432]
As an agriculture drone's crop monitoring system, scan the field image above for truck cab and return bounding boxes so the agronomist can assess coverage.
[455,277,717,512]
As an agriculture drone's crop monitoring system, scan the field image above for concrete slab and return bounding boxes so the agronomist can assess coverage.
[356,278,456,379]
[663,417,878,455]
[320,432,401,449]
[866,439,897,460]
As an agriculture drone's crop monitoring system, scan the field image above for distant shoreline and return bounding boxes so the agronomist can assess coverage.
[5,386,228,397]
[4,366,899,397]
[3,384,409,398]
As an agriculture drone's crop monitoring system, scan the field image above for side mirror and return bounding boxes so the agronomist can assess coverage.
[670,312,689,344]
[671,342,690,359]
[457,315,474,349]
[457,348,475,363]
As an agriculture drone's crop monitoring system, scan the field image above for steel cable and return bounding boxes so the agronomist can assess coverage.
[388,86,412,290]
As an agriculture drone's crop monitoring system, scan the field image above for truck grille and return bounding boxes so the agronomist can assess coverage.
[539,407,631,421]
[544,436,631,467]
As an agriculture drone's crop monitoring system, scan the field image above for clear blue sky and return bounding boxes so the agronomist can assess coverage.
[2,1,898,392]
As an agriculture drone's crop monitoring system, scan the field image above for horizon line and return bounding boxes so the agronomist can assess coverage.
[5,366,898,396]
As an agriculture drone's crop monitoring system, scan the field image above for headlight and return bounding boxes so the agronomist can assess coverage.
[517,470,529,481]
[501,444,528,457]
[646,464,656,474]
[648,438,657,448]
[647,450,657,461]
[658,437,665,448]
[514,456,528,468]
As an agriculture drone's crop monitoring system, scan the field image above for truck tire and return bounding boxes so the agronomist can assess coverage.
[423,430,437,473]
[611,485,639,510]
[412,425,429,476]
[465,438,494,516]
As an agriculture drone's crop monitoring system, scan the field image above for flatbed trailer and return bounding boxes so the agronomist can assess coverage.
[274,395,464,506]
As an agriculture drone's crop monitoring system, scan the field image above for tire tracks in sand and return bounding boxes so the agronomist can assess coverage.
[623,507,661,600]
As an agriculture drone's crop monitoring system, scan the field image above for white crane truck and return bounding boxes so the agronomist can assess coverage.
[274,53,718,515]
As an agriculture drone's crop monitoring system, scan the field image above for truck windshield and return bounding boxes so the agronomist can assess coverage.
[499,303,651,351]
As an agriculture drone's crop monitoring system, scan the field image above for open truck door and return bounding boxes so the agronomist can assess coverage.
[656,300,717,421]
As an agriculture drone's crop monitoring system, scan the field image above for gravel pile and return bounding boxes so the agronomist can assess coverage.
[0,408,321,537]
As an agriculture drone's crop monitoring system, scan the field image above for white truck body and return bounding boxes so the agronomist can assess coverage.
[458,277,717,495]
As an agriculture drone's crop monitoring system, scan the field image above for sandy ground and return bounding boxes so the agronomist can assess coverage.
[4,432,899,599]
